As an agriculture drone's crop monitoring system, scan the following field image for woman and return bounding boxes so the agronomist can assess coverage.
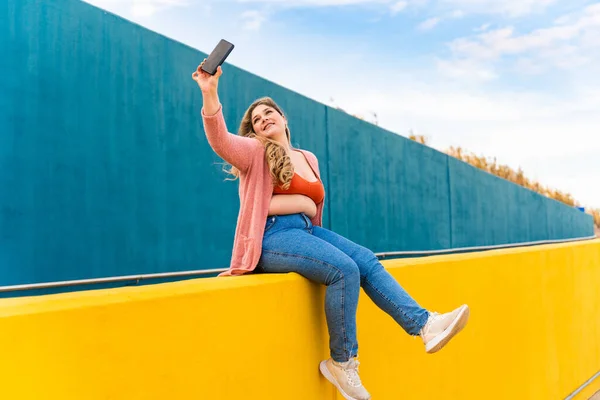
[192,61,469,400]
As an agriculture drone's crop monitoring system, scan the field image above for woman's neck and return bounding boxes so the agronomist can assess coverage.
[276,138,291,154]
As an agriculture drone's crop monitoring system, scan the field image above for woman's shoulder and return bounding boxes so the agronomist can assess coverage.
[295,148,317,159]
[299,149,319,166]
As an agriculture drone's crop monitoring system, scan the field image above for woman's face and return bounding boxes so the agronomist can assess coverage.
[251,104,287,139]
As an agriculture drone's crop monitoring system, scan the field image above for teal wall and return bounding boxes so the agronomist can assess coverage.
[0,0,594,287]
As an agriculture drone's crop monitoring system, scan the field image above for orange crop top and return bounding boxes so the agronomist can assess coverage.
[273,173,325,204]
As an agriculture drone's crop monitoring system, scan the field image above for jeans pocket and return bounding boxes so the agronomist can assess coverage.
[300,213,312,230]
[264,215,277,233]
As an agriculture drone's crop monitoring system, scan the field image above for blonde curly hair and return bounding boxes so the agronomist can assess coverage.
[224,97,294,190]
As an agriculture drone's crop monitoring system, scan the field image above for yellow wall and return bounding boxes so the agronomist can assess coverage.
[0,240,599,399]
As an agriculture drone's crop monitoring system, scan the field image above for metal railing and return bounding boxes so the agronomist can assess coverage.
[0,235,595,294]
[564,370,600,400]
[375,235,596,258]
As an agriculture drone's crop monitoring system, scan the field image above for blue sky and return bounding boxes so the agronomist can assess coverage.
[84,0,600,209]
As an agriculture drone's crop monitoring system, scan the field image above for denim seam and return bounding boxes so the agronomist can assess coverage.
[351,251,423,333]
[356,252,422,330]
[341,277,348,360]
[363,277,422,335]
[262,249,351,360]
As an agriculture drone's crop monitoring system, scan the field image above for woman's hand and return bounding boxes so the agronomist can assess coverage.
[192,59,223,95]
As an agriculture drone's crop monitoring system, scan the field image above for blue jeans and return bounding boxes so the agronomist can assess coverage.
[256,213,430,362]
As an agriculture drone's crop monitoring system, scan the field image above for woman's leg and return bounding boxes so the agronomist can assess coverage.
[311,224,470,354]
[311,226,430,335]
[258,214,362,363]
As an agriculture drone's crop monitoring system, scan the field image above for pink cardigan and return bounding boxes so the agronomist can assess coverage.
[201,105,325,276]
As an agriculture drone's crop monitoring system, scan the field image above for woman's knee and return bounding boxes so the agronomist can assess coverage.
[329,258,360,286]
[353,246,383,275]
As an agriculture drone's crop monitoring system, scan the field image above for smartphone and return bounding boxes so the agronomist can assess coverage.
[201,39,235,75]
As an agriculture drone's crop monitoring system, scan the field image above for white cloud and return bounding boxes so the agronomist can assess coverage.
[464,5,600,59]
[418,16,441,30]
[237,0,391,5]
[240,10,267,30]
[390,0,408,14]
[236,0,559,16]
[513,57,545,75]
[474,22,491,32]
[437,0,557,17]
[416,8,463,29]
[441,3,600,78]
[436,58,497,80]
[130,3,157,17]
[83,0,189,17]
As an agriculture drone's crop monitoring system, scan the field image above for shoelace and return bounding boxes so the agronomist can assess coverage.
[342,359,363,387]
[420,311,439,337]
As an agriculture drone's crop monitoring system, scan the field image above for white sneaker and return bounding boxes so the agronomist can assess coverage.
[319,358,371,400]
[420,304,470,353]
